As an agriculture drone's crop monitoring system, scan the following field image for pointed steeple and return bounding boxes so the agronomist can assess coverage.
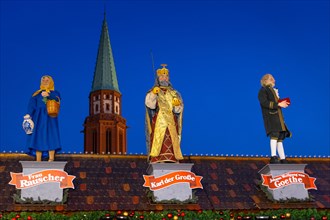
[91,14,120,93]
[84,12,127,155]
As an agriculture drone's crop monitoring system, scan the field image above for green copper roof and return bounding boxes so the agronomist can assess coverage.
[91,16,120,93]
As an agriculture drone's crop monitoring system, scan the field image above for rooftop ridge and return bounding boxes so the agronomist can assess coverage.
[1,153,329,161]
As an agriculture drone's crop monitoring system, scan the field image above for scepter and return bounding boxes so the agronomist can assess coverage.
[150,49,157,84]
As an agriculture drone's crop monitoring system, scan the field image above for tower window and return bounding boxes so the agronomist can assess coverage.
[106,129,112,153]
[104,101,111,113]
[93,101,101,114]
[119,132,123,152]
[92,130,97,153]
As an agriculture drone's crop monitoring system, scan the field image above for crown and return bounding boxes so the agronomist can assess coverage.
[156,64,169,76]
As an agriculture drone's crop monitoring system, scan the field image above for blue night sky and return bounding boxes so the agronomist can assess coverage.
[0,0,329,157]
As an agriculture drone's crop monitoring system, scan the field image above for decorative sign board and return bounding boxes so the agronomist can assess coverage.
[143,170,203,191]
[258,164,317,201]
[261,171,317,190]
[9,169,75,189]
[9,161,75,202]
[144,163,203,202]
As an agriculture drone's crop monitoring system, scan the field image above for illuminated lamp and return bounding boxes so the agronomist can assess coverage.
[116,216,129,220]
[99,214,115,220]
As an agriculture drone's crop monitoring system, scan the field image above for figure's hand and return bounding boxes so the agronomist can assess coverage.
[278,100,289,108]
[172,97,181,106]
[41,91,49,97]
[152,87,160,94]
[23,114,31,120]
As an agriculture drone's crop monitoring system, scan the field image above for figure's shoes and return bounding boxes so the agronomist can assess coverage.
[48,159,54,162]
[270,156,280,164]
[280,159,289,164]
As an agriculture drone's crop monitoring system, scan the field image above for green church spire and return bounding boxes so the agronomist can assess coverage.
[91,15,120,93]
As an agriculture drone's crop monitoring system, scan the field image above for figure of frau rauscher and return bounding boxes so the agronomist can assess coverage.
[258,73,291,164]
[24,75,61,161]
[145,64,184,163]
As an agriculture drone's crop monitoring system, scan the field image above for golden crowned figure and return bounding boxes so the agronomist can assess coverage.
[145,64,184,163]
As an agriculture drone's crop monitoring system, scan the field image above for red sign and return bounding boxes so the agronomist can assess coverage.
[143,171,203,191]
[261,172,317,190]
[9,170,76,189]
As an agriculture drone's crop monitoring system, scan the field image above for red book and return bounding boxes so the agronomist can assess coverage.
[278,97,291,105]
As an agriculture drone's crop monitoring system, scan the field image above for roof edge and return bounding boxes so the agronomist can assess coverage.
[0,153,329,162]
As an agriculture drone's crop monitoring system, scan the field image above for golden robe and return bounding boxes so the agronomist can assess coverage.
[145,87,183,163]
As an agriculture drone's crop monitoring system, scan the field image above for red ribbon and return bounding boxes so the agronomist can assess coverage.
[143,171,203,191]
[9,170,75,189]
[261,172,317,190]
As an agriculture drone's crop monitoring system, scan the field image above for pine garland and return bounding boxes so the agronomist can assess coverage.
[0,209,329,220]
[12,189,68,205]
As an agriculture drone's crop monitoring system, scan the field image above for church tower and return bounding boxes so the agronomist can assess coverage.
[83,14,127,154]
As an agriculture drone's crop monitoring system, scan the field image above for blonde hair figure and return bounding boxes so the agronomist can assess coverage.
[24,75,61,161]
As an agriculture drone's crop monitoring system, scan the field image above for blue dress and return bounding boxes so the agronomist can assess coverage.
[26,90,61,157]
